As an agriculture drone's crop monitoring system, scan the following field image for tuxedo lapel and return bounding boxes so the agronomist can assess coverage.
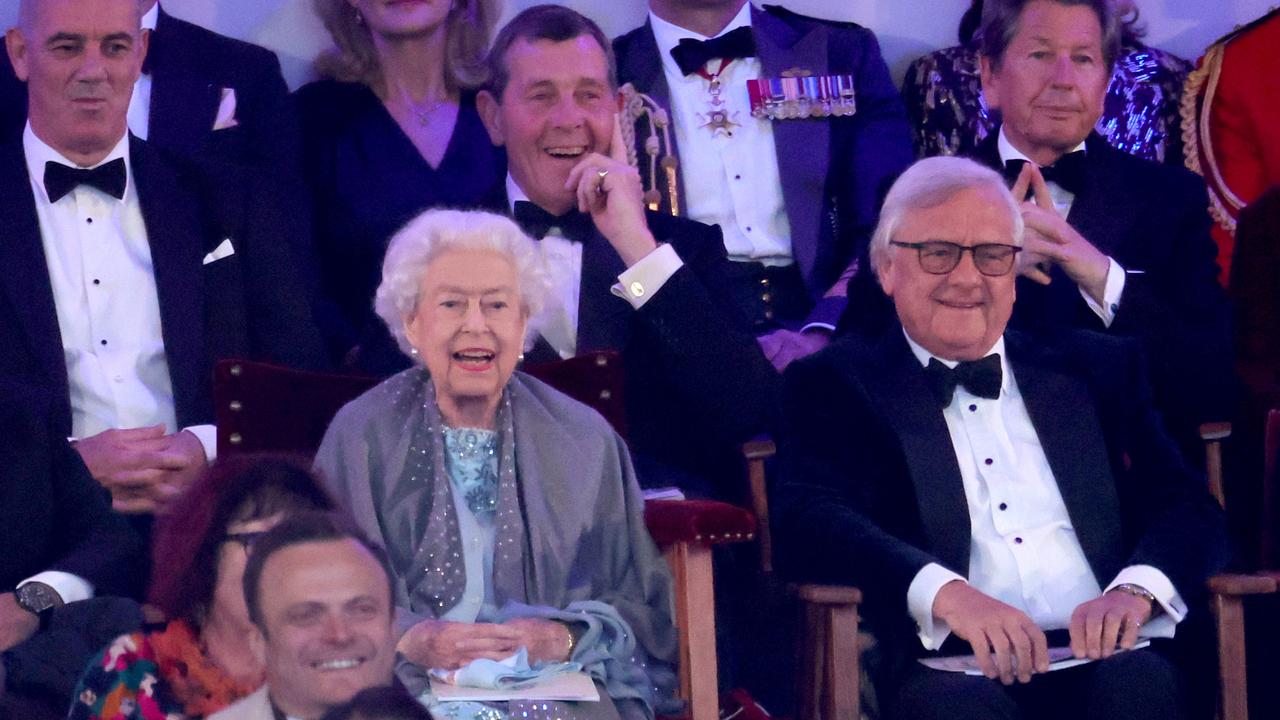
[1005,333,1124,584]
[617,21,685,217]
[576,230,630,353]
[864,329,972,575]
[754,6,830,286]
[0,139,70,424]
[130,138,207,426]
[146,10,220,156]
[1065,134,1137,258]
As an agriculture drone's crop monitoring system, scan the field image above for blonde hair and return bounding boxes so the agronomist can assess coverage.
[312,0,494,93]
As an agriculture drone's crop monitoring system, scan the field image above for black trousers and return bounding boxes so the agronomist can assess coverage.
[885,645,1186,720]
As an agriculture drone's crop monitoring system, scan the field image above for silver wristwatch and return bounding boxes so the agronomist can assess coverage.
[15,582,62,630]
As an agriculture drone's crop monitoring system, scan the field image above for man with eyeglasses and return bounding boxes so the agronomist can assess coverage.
[774,156,1228,720]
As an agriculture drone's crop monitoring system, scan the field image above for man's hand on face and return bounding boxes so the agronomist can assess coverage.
[398,619,524,670]
[933,580,1050,685]
[1010,164,1111,305]
[1068,589,1153,661]
[563,113,657,267]
[0,593,40,653]
[75,426,208,514]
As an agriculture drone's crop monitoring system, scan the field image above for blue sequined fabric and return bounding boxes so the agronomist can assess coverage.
[902,40,1192,164]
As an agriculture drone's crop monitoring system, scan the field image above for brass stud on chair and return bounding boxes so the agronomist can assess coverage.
[599,389,612,401]
[229,364,243,377]
[229,400,242,412]
[595,354,608,367]
[229,433,242,445]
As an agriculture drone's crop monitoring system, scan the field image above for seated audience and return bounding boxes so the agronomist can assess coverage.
[1182,8,1280,279]
[69,456,336,719]
[210,512,399,720]
[851,0,1231,454]
[314,209,678,719]
[776,156,1229,720]
[476,4,779,496]
[1,0,326,513]
[297,0,506,374]
[613,0,914,368]
[903,0,1190,164]
[0,385,143,719]
[319,686,430,720]
[1,0,301,173]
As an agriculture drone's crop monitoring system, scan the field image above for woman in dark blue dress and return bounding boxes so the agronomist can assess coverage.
[297,0,505,374]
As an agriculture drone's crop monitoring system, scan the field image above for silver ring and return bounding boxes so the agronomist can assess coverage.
[596,168,609,194]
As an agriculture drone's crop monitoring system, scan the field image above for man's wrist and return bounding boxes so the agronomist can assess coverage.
[613,230,658,267]
[1108,583,1158,615]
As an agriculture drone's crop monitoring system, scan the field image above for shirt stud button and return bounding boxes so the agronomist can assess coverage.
[92,279,100,285]
[1014,536,1023,544]
[984,458,993,466]
[999,502,1008,511]
[968,404,977,412]
[100,339,107,346]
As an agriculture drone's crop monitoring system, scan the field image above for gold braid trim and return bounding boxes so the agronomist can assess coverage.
[1182,43,1243,236]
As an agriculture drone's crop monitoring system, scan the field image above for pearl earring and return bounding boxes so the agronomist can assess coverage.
[410,346,419,357]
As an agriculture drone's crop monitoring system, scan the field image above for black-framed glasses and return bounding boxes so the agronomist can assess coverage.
[224,529,268,552]
[891,241,1022,276]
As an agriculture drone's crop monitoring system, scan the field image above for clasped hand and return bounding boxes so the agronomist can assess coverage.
[1009,164,1110,305]
[74,426,208,514]
[934,581,1153,686]
[399,618,572,670]
[562,113,657,267]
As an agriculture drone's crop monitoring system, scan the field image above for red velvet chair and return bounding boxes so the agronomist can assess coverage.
[212,355,753,720]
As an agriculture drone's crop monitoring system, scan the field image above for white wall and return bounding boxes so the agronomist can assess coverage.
[1,0,1275,88]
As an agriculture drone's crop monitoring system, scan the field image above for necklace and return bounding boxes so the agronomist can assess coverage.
[396,87,449,126]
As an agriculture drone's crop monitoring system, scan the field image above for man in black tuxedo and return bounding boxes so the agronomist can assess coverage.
[0,0,298,174]
[776,156,1228,720]
[969,0,1232,450]
[614,0,914,370]
[1,0,324,514]
[475,5,778,496]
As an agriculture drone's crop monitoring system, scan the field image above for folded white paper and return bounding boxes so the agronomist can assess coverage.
[429,670,600,702]
[918,640,1151,675]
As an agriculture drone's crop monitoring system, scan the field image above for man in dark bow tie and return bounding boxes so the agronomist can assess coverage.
[776,155,1228,720]
[961,0,1232,452]
[476,4,778,497]
[0,0,324,517]
[614,0,914,371]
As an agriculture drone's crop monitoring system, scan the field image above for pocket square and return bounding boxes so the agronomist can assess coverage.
[212,88,238,131]
[203,238,235,265]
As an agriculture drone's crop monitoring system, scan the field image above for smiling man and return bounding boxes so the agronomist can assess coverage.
[211,512,398,720]
[476,4,779,497]
[963,0,1232,454]
[775,156,1228,720]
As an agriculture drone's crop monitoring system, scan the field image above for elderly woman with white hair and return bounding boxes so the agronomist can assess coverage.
[314,209,677,720]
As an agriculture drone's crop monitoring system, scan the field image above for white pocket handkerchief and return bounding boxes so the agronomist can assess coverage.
[203,238,235,265]
[212,88,239,131]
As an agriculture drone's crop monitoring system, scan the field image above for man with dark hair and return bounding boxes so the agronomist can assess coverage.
[968,0,1232,451]
[476,4,779,497]
[1,0,325,515]
[614,0,914,369]
[777,156,1228,720]
[212,512,397,720]
[0,0,300,175]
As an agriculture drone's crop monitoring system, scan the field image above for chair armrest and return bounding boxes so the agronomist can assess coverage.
[1199,422,1233,442]
[796,584,863,606]
[742,436,777,461]
[1208,572,1279,596]
[644,499,756,547]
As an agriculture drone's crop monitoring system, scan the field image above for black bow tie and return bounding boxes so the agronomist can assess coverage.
[670,26,756,76]
[512,201,594,243]
[1004,150,1087,196]
[43,158,127,203]
[924,354,1002,406]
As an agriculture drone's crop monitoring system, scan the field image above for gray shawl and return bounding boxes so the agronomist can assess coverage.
[314,369,678,719]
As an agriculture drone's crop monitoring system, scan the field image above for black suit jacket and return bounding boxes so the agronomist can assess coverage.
[969,130,1234,445]
[1,7,298,173]
[0,386,144,597]
[496,195,781,495]
[774,326,1229,670]
[0,134,326,435]
[613,4,914,323]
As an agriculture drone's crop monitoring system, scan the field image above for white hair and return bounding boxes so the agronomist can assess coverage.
[374,209,551,357]
[868,156,1025,279]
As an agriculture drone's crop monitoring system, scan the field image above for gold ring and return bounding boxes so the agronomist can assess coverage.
[596,169,609,194]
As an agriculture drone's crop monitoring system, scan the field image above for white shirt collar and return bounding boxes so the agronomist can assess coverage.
[903,330,1011,395]
[141,2,159,31]
[23,122,132,204]
[648,2,753,77]
[505,173,531,214]
[996,125,1087,166]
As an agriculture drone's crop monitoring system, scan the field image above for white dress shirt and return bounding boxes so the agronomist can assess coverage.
[126,3,160,141]
[648,6,793,266]
[997,128,1126,326]
[506,176,682,358]
[901,332,1185,650]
